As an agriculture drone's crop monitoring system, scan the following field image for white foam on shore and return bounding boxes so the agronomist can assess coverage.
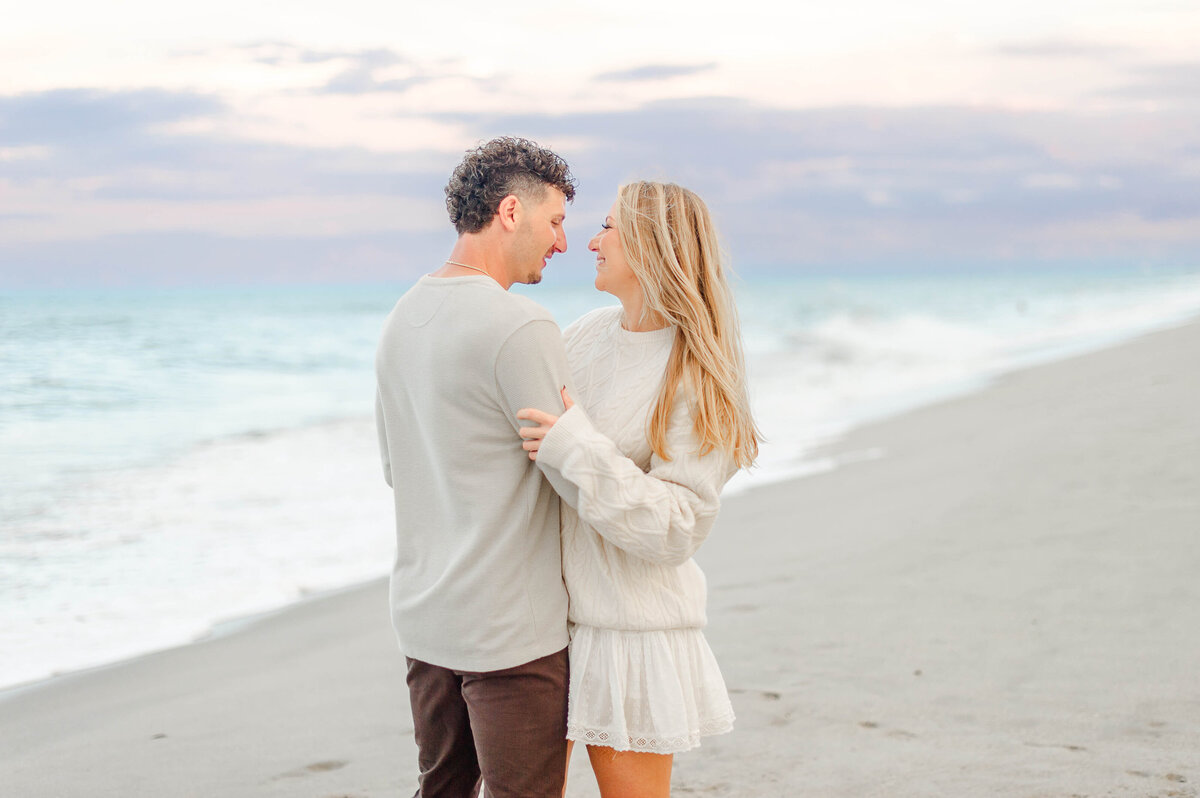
[725,270,1200,495]
[0,419,395,690]
[4,267,1200,690]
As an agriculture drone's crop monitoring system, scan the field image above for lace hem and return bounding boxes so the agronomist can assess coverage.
[567,712,735,754]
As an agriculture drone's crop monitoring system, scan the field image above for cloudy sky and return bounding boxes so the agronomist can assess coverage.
[2,1,1199,287]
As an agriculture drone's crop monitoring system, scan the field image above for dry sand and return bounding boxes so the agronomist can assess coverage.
[2,320,1197,797]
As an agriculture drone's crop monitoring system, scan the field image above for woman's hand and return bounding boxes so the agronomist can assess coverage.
[516,387,574,461]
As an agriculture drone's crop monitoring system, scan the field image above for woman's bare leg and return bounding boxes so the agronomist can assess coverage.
[586,745,673,798]
[562,740,574,798]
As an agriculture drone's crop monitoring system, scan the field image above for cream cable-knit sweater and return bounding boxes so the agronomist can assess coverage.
[536,307,737,632]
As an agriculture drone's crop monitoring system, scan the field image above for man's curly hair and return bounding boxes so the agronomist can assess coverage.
[445,137,577,235]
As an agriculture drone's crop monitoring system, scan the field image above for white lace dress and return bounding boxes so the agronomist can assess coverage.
[535,307,737,754]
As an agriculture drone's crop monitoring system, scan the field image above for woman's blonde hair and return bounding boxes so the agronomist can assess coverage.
[615,181,760,468]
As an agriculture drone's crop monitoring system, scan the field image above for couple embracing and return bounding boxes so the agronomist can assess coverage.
[375,137,760,798]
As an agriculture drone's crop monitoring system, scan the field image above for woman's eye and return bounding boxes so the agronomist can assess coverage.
[600,223,613,230]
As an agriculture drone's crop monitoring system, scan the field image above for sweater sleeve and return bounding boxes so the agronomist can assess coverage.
[374,386,392,487]
[535,390,735,566]
[494,318,574,433]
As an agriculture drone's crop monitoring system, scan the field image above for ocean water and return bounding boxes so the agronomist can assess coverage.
[3,265,1199,690]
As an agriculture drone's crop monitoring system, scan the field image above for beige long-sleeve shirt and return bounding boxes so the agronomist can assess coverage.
[375,275,571,671]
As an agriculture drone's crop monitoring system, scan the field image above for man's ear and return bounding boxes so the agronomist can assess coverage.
[496,194,521,232]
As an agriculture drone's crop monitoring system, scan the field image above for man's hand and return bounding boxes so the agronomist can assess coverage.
[516,387,574,461]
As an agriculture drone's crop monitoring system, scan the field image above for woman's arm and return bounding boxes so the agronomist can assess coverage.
[519,390,735,566]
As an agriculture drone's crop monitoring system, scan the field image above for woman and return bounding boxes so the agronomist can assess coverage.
[517,181,760,797]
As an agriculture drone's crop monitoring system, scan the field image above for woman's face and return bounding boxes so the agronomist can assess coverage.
[588,197,641,301]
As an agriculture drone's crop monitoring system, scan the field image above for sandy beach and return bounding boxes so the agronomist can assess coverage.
[2,320,1197,797]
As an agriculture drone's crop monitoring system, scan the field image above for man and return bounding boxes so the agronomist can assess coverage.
[374,137,576,798]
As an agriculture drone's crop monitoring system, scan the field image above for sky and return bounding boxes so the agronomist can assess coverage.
[2,0,1199,287]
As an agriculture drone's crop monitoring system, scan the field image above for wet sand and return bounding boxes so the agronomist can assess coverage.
[2,320,1197,797]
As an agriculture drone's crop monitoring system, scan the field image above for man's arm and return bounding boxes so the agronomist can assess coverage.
[374,386,393,488]
[493,318,579,504]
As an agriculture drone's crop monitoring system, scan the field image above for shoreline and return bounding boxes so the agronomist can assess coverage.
[1,318,1197,795]
[0,576,391,702]
[5,312,1199,697]
[685,318,1200,796]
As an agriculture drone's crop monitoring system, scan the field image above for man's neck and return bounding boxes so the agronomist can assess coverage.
[433,236,510,288]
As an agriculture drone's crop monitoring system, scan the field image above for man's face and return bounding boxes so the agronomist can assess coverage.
[511,187,567,285]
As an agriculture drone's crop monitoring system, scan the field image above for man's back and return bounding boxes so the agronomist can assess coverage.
[375,274,570,672]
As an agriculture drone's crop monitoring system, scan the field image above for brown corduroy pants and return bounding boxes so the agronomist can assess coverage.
[405,647,569,798]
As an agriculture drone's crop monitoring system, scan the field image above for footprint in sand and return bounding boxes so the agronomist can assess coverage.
[306,762,348,773]
[729,688,789,726]
[858,721,917,739]
[728,688,781,700]
[1023,741,1087,752]
[274,760,349,780]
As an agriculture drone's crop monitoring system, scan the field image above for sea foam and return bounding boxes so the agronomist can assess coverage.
[3,265,1200,689]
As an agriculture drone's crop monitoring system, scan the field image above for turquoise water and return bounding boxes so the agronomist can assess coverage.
[2,263,1199,688]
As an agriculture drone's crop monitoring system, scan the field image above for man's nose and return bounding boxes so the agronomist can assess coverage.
[556,227,568,253]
